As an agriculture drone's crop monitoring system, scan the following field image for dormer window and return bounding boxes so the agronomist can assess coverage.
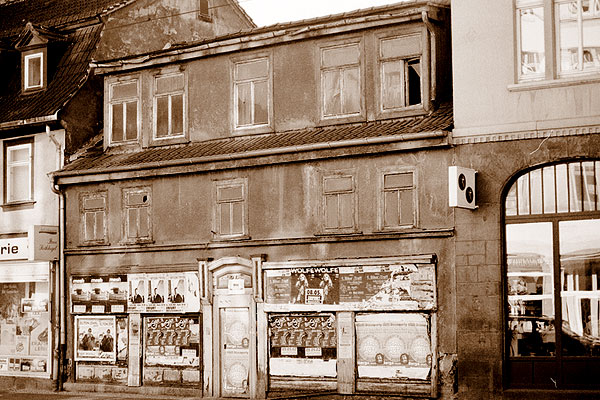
[24,52,43,90]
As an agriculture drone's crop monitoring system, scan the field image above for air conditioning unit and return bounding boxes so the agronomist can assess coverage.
[449,166,477,209]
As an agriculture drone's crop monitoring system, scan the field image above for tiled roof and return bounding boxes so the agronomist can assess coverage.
[58,103,453,176]
[0,0,132,37]
[0,23,103,125]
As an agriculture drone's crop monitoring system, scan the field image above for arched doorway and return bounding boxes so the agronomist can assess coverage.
[503,160,600,389]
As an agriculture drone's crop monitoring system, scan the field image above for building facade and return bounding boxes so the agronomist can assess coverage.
[54,2,457,398]
[0,0,253,390]
[452,0,600,398]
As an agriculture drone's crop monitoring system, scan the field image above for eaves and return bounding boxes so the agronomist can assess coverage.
[0,112,58,131]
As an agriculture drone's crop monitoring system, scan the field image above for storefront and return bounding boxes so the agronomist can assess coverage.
[70,270,202,387]
[0,226,58,381]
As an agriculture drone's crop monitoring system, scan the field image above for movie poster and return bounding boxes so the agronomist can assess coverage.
[71,276,127,314]
[290,267,339,305]
[75,316,116,362]
[127,272,200,313]
[355,313,431,380]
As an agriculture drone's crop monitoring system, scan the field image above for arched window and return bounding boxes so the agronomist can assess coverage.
[504,160,600,389]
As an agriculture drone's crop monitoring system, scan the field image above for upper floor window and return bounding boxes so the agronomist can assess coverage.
[379,35,422,110]
[4,139,33,204]
[109,79,139,145]
[154,73,185,140]
[123,187,152,242]
[321,43,361,118]
[24,52,44,91]
[516,0,600,81]
[234,58,270,129]
[322,173,357,233]
[198,0,210,20]
[80,191,107,245]
[213,178,247,239]
[379,170,415,229]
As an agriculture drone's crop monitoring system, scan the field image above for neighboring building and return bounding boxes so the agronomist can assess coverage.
[0,0,253,390]
[54,1,455,398]
[451,0,600,399]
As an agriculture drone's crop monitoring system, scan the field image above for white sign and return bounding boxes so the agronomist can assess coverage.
[0,237,29,261]
[228,278,245,294]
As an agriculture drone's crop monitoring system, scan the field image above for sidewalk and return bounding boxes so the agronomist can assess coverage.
[0,389,203,400]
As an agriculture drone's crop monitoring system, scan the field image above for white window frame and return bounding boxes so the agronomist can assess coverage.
[153,72,187,140]
[233,57,271,130]
[515,0,600,82]
[108,78,140,146]
[5,141,33,203]
[80,191,108,245]
[320,42,362,119]
[122,187,152,242]
[213,178,248,239]
[24,52,43,90]
[377,168,417,230]
[321,172,358,233]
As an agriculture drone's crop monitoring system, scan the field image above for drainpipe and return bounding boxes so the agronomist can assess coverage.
[422,10,436,109]
[48,124,65,391]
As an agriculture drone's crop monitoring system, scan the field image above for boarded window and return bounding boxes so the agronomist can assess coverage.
[323,175,355,231]
[110,80,139,144]
[382,172,415,228]
[321,44,361,117]
[215,180,247,237]
[234,58,269,128]
[155,73,185,139]
[123,188,151,241]
[81,192,107,244]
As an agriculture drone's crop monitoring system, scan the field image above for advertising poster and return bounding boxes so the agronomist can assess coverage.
[116,317,128,361]
[355,313,431,380]
[222,308,249,396]
[144,316,200,367]
[75,315,116,362]
[127,272,200,313]
[71,275,127,314]
[290,267,339,304]
[0,282,49,375]
[265,270,291,304]
[268,314,337,377]
[222,348,249,395]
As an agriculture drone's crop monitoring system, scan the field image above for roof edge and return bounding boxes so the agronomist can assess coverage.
[0,113,58,131]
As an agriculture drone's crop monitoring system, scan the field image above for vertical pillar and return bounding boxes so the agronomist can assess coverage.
[337,311,355,394]
[252,254,267,399]
[127,313,142,386]
[198,258,213,397]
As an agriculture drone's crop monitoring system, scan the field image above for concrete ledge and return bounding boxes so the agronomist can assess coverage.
[63,382,200,397]
[0,376,55,391]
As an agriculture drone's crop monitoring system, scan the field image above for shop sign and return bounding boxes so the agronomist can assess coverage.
[71,275,128,314]
[265,263,435,310]
[355,313,431,380]
[0,237,28,261]
[74,315,116,362]
[29,226,58,261]
[127,272,200,313]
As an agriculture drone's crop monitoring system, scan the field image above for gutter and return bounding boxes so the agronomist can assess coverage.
[0,112,58,131]
[55,130,449,179]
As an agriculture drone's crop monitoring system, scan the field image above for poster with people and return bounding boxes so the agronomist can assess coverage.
[127,272,200,313]
[355,313,431,380]
[71,275,128,314]
[75,316,116,362]
[290,267,339,305]
[144,316,200,367]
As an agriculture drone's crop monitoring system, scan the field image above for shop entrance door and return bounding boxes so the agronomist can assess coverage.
[215,294,254,397]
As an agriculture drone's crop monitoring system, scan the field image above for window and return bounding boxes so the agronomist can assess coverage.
[321,43,361,118]
[214,178,247,238]
[154,73,185,140]
[109,79,139,144]
[504,160,600,389]
[322,174,356,232]
[379,171,415,229]
[234,58,270,129]
[24,52,43,90]
[4,139,33,204]
[198,0,210,20]
[123,187,152,242]
[81,191,107,244]
[379,35,422,110]
[516,0,600,81]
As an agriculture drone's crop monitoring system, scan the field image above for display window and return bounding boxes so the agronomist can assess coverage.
[355,313,431,380]
[143,315,201,386]
[0,281,49,376]
[268,313,337,377]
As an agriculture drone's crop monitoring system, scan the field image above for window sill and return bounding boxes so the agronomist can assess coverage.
[232,124,273,136]
[508,74,600,92]
[211,234,251,242]
[376,104,427,120]
[120,239,154,246]
[1,200,35,210]
[78,241,109,247]
[315,230,363,237]
[319,113,365,127]
[148,135,189,147]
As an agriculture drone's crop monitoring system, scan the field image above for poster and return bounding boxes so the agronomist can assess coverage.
[290,267,338,304]
[268,314,337,377]
[75,315,116,362]
[222,308,249,396]
[128,272,200,313]
[144,316,200,367]
[265,263,435,309]
[0,282,49,375]
[355,313,431,380]
[71,275,127,314]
